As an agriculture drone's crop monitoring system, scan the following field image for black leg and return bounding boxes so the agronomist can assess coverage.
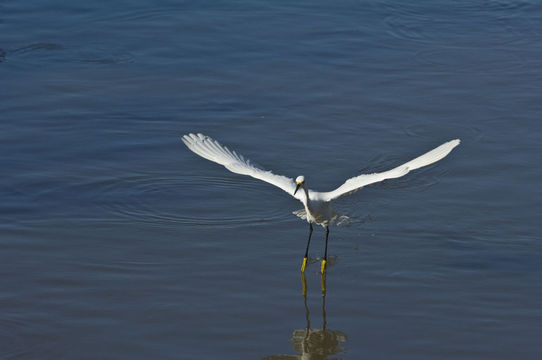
[304,223,313,258]
[301,223,313,272]
[324,226,329,260]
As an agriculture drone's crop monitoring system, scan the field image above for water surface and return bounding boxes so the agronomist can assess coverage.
[1,1,541,359]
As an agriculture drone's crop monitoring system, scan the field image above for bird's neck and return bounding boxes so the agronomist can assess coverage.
[301,186,311,207]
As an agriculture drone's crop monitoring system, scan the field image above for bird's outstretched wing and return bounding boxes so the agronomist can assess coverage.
[319,139,461,202]
[182,133,302,201]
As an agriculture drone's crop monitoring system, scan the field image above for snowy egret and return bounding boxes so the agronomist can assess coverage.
[182,133,460,273]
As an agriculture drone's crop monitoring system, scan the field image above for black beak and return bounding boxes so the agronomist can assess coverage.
[294,183,301,195]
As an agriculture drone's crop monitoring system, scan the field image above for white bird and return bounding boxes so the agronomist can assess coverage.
[182,133,460,273]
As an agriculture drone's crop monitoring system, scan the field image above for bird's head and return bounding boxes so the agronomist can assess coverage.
[294,175,305,195]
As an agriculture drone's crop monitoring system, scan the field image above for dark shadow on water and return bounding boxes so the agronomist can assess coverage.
[262,273,348,360]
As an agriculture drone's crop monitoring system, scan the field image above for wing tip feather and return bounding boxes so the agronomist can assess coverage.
[450,138,461,146]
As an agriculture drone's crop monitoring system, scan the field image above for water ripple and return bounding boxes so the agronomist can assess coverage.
[402,122,483,142]
[4,42,134,66]
[383,0,538,46]
[0,316,57,360]
[74,173,294,228]
[414,47,524,73]
[0,317,27,359]
[91,7,185,23]
[1,43,63,66]
[9,43,64,55]
[75,46,135,65]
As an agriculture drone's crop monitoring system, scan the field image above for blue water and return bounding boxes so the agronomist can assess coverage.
[1,1,541,359]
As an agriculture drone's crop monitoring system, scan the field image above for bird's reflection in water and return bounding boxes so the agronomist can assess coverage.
[263,273,347,360]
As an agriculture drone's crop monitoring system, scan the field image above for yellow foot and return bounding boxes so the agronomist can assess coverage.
[320,259,327,274]
[301,257,308,272]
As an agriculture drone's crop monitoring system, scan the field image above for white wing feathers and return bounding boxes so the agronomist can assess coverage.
[319,139,461,201]
[317,166,410,201]
[394,139,461,172]
[182,133,301,200]
[182,133,460,204]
